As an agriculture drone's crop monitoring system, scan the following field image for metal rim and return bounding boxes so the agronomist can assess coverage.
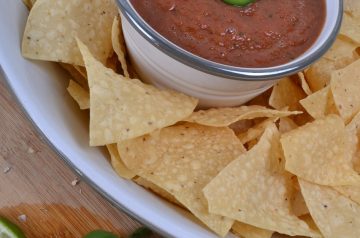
[116,0,343,81]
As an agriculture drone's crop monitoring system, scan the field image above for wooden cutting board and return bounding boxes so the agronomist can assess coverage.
[0,76,158,237]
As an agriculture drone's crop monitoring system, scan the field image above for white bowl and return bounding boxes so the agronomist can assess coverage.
[0,1,233,238]
[118,0,343,107]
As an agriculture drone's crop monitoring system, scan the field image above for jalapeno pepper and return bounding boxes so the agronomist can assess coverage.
[223,0,255,7]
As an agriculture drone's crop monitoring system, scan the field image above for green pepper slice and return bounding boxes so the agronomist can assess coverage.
[83,230,119,238]
[223,0,255,7]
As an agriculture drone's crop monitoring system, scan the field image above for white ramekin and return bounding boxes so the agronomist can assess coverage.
[117,0,343,107]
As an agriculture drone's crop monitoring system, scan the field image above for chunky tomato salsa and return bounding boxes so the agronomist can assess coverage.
[130,0,326,68]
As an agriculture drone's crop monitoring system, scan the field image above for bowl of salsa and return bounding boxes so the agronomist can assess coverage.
[116,0,343,107]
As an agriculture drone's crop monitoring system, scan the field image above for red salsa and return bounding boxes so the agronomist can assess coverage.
[130,0,326,68]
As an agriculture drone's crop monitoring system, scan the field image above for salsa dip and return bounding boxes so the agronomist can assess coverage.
[131,0,326,68]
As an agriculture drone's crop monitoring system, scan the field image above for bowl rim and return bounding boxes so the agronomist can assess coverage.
[116,0,343,81]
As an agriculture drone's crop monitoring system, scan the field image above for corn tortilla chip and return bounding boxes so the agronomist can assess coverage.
[299,214,321,234]
[333,112,360,205]
[73,65,87,79]
[133,179,205,228]
[28,0,36,7]
[237,118,275,144]
[67,80,89,110]
[346,112,360,174]
[229,120,254,135]
[281,115,360,186]
[22,0,32,9]
[23,0,36,9]
[203,124,320,237]
[112,16,129,78]
[291,188,309,217]
[184,106,300,127]
[299,179,360,238]
[106,144,135,180]
[344,0,360,18]
[346,111,360,156]
[77,40,198,146]
[340,13,360,44]
[269,77,306,110]
[300,86,330,119]
[231,222,273,238]
[246,88,272,107]
[22,0,117,66]
[105,52,119,73]
[300,86,339,119]
[60,63,88,89]
[305,37,360,92]
[133,177,183,207]
[279,117,298,134]
[333,185,360,207]
[118,123,246,236]
[323,36,360,68]
[331,59,360,123]
[305,58,335,92]
[297,72,312,96]
[245,138,260,151]
[344,0,360,19]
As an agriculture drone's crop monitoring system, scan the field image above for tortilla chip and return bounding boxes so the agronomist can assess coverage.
[245,138,259,151]
[246,88,272,107]
[331,59,360,123]
[77,40,198,146]
[297,72,312,96]
[28,0,36,7]
[229,120,255,135]
[203,124,320,237]
[23,0,37,9]
[324,36,360,68]
[237,118,275,144]
[279,117,298,134]
[346,111,360,171]
[281,115,360,186]
[269,77,306,110]
[346,111,360,154]
[333,185,360,207]
[60,63,88,89]
[67,80,89,110]
[106,52,120,72]
[22,0,117,66]
[305,58,335,92]
[22,0,32,9]
[118,123,246,236]
[73,65,87,79]
[291,188,310,217]
[340,13,360,44]
[300,86,329,119]
[344,0,360,18]
[133,177,183,207]
[112,16,129,78]
[184,106,300,127]
[231,222,273,238]
[106,144,135,180]
[299,179,360,238]
[332,112,360,205]
[300,86,339,119]
[305,37,360,92]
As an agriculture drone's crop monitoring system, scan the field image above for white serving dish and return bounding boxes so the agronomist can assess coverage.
[0,1,233,238]
[0,1,340,238]
[119,0,342,107]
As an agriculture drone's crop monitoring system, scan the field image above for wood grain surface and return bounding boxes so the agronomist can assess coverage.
[0,75,159,237]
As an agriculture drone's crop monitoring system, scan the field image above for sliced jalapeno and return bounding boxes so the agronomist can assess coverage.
[223,0,255,7]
